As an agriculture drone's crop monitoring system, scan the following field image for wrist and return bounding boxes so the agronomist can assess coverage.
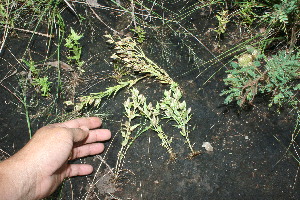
[0,154,38,200]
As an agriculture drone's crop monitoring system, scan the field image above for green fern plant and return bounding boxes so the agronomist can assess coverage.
[271,0,298,24]
[263,50,300,106]
[221,47,265,106]
[221,47,300,107]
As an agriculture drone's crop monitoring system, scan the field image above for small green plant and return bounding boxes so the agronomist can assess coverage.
[116,85,200,169]
[221,47,300,107]
[75,35,198,172]
[32,77,52,97]
[214,10,230,36]
[131,26,146,43]
[65,28,84,72]
[23,59,39,76]
[220,47,263,106]
[23,59,52,97]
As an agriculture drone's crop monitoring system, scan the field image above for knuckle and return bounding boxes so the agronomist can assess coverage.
[38,126,71,138]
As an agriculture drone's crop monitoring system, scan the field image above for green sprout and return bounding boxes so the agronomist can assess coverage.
[32,77,52,97]
[131,26,146,43]
[214,10,230,36]
[23,59,39,76]
[65,28,84,72]
[22,59,52,97]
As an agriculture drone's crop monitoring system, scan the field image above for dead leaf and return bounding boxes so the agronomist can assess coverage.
[202,142,213,152]
[45,61,74,71]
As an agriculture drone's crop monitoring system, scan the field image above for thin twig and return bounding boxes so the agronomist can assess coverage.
[8,26,54,38]
[0,83,22,103]
[0,2,11,54]
[0,68,17,84]
[131,0,137,27]
[6,48,27,71]
[63,0,79,18]
[75,0,175,22]
[89,6,119,34]
[0,69,21,102]
[0,24,9,54]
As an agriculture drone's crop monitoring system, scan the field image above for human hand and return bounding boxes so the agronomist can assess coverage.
[0,117,111,200]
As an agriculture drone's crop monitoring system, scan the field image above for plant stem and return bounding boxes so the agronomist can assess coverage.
[22,86,32,138]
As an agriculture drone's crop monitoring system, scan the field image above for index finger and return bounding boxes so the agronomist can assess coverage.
[55,117,102,129]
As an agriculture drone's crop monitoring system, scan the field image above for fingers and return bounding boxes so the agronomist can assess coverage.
[69,128,90,143]
[55,117,102,129]
[50,117,110,143]
[70,143,105,160]
[65,164,94,177]
[69,129,111,160]
[71,128,111,144]
[82,129,111,144]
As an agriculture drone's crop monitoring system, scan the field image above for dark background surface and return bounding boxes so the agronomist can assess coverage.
[0,1,299,199]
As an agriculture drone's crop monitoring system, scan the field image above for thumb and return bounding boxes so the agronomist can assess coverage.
[70,127,89,143]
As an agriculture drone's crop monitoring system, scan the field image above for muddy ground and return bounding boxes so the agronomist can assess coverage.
[0,1,299,199]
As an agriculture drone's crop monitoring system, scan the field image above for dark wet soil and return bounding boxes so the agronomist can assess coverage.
[0,1,299,199]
